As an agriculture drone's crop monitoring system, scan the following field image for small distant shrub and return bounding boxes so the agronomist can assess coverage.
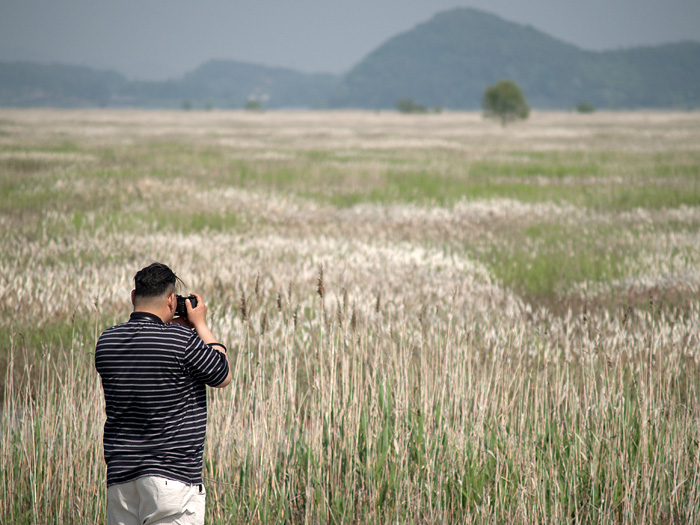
[397,98,427,114]
[246,99,263,112]
[576,102,595,114]
[181,100,193,111]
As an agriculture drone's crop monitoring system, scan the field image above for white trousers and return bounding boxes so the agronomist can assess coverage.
[107,476,206,525]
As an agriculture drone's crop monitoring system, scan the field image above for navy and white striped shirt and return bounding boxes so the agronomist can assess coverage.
[95,311,229,487]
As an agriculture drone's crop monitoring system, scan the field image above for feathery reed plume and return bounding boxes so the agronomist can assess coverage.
[317,264,325,300]
[375,289,381,313]
[293,305,299,330]
[419,305,428,339]
[336,299,344,328]
[350,303,358,332]
[240,288,248,322]
[342,287,349,316]
[287,281,293,304]
[622,305,632,326]
[276,291,283,312]
[323,304,329,330]
[254,272,261,297]
[260,311,268,337]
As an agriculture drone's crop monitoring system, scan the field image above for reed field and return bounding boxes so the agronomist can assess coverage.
[2,108,700,523]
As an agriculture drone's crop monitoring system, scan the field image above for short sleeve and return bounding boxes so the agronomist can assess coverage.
[182,334,229,386]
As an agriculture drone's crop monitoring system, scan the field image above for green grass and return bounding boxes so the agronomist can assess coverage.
[4,140,698,214]
[485,223,628,299]
[204,150,700,211]
[151,210,242,233]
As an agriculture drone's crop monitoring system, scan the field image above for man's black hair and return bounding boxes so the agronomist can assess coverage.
[133,262,183,299]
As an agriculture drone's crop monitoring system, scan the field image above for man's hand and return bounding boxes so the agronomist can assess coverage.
[185,292,208,331]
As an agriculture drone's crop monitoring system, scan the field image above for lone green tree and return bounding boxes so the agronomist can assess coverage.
[482,80,530,126]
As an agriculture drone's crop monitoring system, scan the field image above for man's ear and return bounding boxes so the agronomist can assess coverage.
[131,289,136,306]
[167,292,177,312]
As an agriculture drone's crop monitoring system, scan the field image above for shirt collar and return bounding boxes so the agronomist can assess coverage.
[129,311,165,324]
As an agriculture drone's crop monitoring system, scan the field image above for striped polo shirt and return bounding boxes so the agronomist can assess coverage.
[95,311,229,487]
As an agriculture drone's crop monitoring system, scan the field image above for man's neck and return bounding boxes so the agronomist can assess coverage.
[133,306,171,324]
[131,311,165,323]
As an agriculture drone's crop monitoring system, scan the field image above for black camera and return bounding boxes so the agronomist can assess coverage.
[175,294,198,317]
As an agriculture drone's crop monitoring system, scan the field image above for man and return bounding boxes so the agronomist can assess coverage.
[95,262,231,525]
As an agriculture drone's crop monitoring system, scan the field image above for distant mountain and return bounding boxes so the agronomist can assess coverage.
[1,8,699,110]
[0,62,126,107]
[116,60,339,109]
[329,8,700,109]
[597,43,700,107]
[0,60,338,109]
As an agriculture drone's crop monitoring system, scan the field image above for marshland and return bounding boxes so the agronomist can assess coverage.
[1,108,700,523]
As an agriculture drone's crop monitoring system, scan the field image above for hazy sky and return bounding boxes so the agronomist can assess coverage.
[1,0,699,80]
